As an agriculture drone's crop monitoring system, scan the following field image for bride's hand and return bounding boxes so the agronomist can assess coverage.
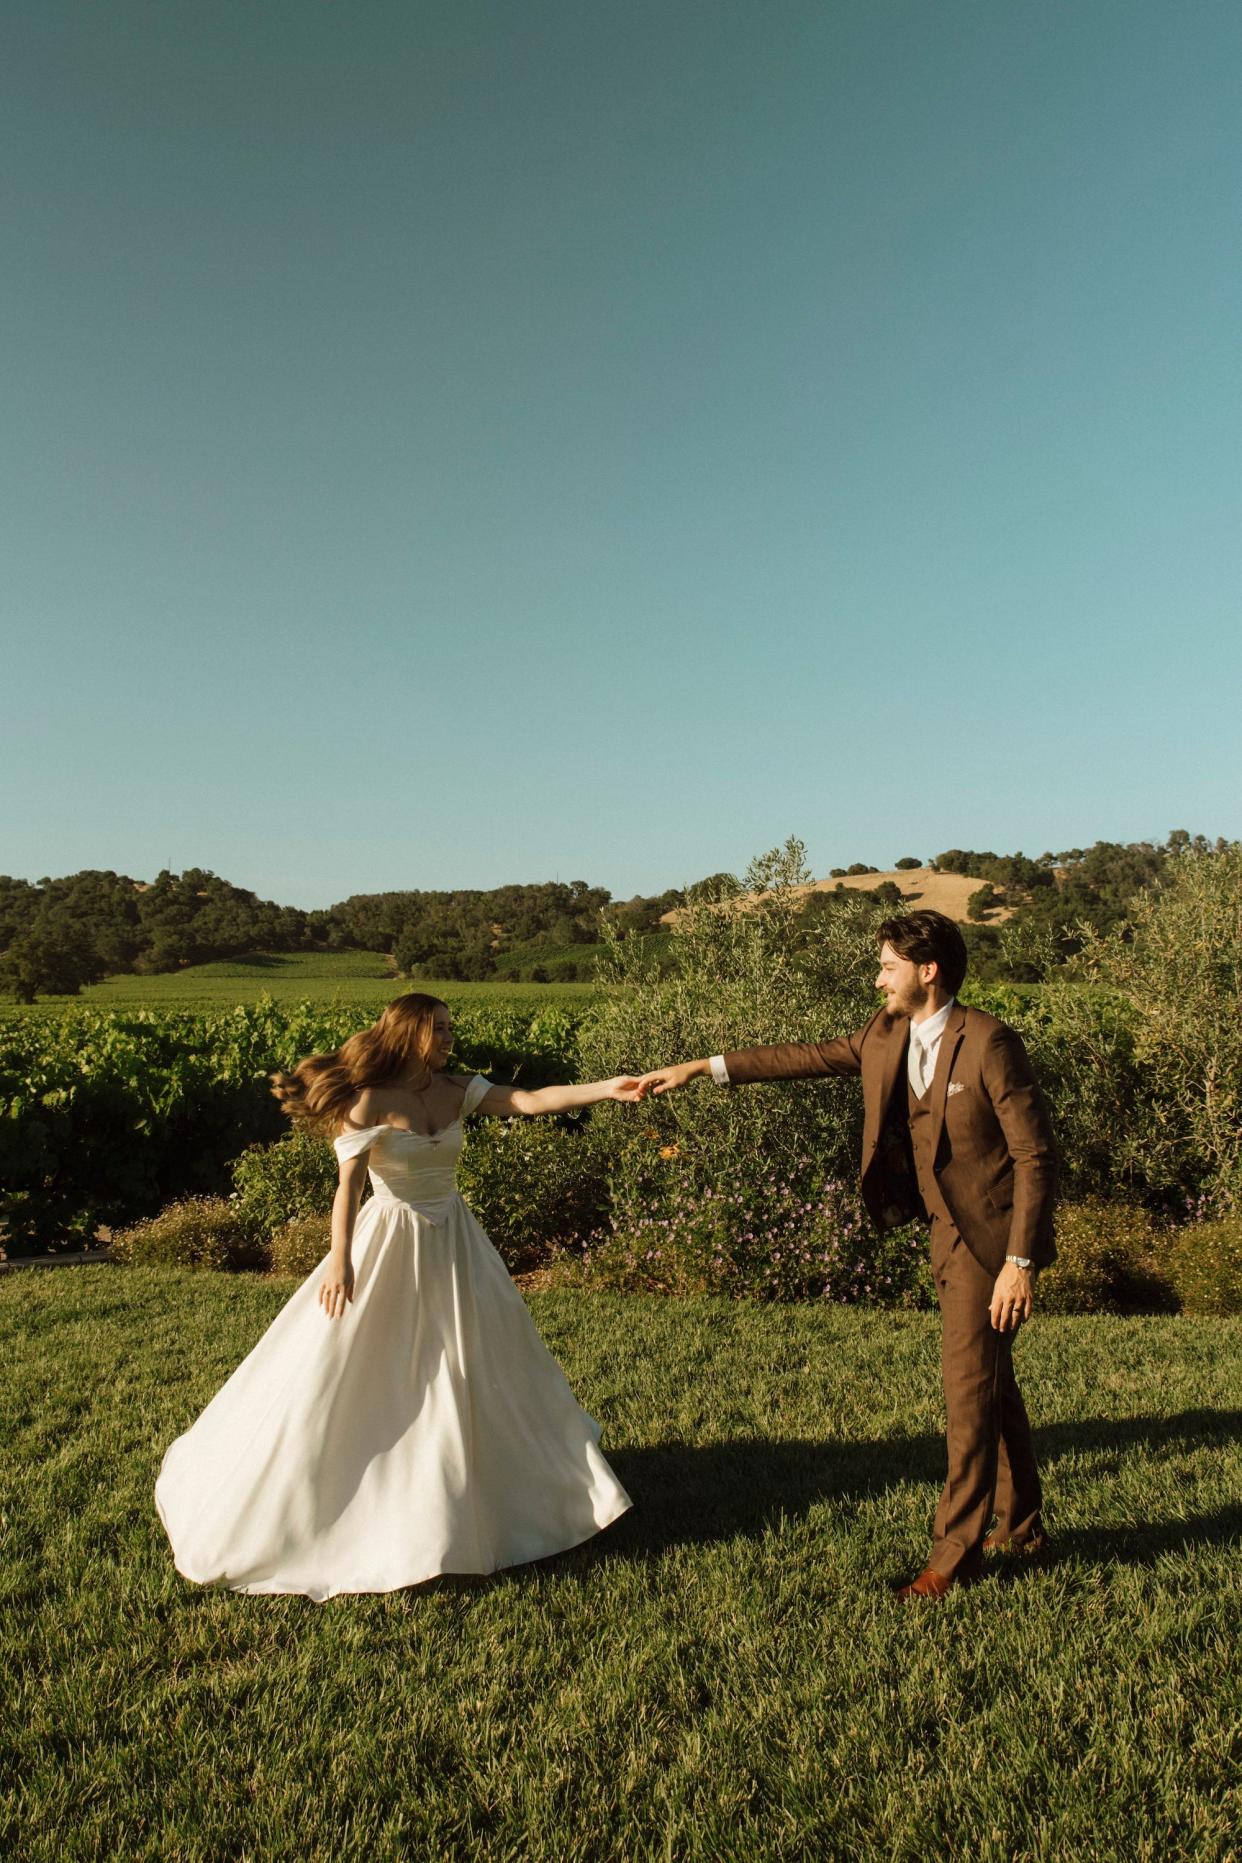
[319,1254,354,1320]
[605,1076,647,1103]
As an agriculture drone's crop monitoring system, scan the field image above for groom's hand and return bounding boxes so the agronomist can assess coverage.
[990,1262,1035,1332]
[637,1059,710,1098]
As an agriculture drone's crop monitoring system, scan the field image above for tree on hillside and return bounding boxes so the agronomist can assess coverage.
[686,872,742,903]
[602,890,684,938]
[933,849,991,876]
[332,880,613,970]
[1016,839,1172,960]
[0,866,329,981]
[0,914,103,1001]
[967,884,1000,922]
[0,877,40,953]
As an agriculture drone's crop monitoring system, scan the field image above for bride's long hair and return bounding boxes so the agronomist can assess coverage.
[272,992,448,1135]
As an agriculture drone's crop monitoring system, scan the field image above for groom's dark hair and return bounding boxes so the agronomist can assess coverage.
[877,910,968,995]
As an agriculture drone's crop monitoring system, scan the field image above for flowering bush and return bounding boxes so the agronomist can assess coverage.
[564,1136,932,1305]
[1037,1201,1175,1315]
[111,1197,266,1272]
[270,1214,331,1278]
[1167,1214,1242,1315]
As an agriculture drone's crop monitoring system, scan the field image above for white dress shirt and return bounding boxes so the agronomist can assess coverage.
[906,997,955,1099]
[708,997,958,1095]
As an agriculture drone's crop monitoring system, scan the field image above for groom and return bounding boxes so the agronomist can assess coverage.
[638,909,1057,1601]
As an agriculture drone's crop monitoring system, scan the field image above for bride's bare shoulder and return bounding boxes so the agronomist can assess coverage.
[342,1086,385,1131]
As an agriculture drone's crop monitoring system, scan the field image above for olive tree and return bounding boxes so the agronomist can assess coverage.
[577,837,889,1209]
[1077,843,1242,1210]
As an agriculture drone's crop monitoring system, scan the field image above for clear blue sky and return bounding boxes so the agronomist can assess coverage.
[4,1,1239,907]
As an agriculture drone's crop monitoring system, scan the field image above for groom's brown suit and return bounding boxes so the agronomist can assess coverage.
[723,1002,1057,1578]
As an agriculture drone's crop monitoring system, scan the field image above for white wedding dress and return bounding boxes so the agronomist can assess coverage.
[155,1075,631,1599]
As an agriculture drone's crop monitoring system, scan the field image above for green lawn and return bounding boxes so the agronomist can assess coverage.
[3,1269,1238,1860]
[11,949,597,1012]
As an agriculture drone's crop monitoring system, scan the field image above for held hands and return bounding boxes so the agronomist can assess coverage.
[319,1253,354,1321]
[635,1059,708,1098]
[604,1076,648,1104]
[989,1262,1035,1332]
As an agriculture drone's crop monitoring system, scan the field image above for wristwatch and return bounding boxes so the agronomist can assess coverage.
[1005,1255,1033,1270]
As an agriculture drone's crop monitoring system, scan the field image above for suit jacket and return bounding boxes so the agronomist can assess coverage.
[723,1002,1057,1273]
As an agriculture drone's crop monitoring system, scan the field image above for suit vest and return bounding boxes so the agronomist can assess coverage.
[907,1074,954,1226]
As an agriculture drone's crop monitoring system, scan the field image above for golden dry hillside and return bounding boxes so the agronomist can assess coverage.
[661,866,1013,926]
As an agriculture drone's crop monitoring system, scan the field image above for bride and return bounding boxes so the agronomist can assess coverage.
[155,992,638,1600]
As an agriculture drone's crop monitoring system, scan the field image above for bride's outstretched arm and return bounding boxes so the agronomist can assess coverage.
[321,1153,368,1319]
[477,1076,644,1117]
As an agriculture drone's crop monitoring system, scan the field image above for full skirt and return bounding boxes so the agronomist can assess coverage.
[155,1195,631,1600]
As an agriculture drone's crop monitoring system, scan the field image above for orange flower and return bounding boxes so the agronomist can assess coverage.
[659,1143,680,1160]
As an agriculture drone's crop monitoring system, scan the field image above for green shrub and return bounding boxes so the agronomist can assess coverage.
[231,1126,339,1233]
[0,999,585,1254]
[573,1147,934,1305]
[1167,1216,1242,1315]
[574,840,934,1301]
[1038,1202,1175,1315]
[578,838,881,1214]
[109,1127,338,1275]
[270,1215,331,1278]
[492,942,610,984]
[992,982,1161,1207]
[1076,843,1242,1212]
[111,1197,267,1271]
[457,1117,607,1271]
[223,1115,608,1276]
[110,1106,610,1277]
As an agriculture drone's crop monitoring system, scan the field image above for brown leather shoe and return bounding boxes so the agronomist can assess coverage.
[983,1530,1048,1557]
[892,1567,955,1602]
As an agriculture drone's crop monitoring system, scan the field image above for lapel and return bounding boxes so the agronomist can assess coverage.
[864,1013,909,1148]
[928,1001,968,1155]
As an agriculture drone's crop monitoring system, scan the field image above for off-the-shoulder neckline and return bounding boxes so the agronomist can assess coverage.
[385,1117,463,1141]
[340,1116,463,1142]
[341,1073,482,1143]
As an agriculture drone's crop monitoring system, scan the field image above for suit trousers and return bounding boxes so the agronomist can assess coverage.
[929,1217,1043,1578]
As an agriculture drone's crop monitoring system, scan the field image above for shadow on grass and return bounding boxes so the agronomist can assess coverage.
[565,1407,1242,1573]
[1023,1505,1242,1572]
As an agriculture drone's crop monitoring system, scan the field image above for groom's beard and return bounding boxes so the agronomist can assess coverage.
[887,981,930,1020]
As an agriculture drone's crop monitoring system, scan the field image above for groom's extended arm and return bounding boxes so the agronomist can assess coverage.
[640,1019,873,1095]
[720,1026,866,1085]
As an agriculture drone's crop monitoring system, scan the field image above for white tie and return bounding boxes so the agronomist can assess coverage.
[912,1031,932,1098]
